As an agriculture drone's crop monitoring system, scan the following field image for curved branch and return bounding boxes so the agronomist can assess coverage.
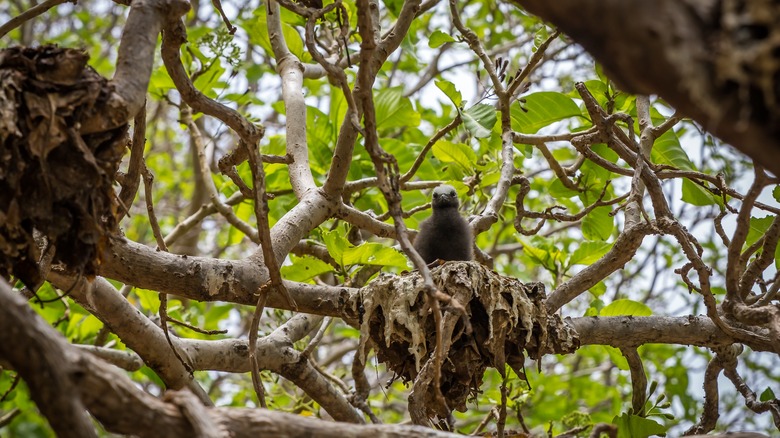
[184,315,364,423]
[117,102,147,218]
[47,272,199,391]
[161,19,264,145]
[81,0,191,134]
[547,222,654,312]
[0,279,468,437]
[620,347,647,416]
[0,279,98,437]
[0,0,71,38]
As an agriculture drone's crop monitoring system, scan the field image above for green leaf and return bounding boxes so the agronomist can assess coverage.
[435,79,463,108]
[343,243,409,268]
[383,0,404,17]
[192,59,226,97]
[149,66,176,96]
[651,130,694,170]
[429,30,456,48]
[247,12,305,62]
[776,241,780,271]
[681,178,719,206]
[613,412,667,438]
[600,299,652,317]
[321,229,408,269]
[82,314,103,339]
[329,85,348,137]
[589,282,607,298]
[604,345,629,370]
[462,104,497,138]
[521,237,563,272]
[510,92,582,134]
[322,230,347,267]
[374,87,421,132]
[760,387,776,402]
[203,304,233,330]
[532,26,549,50]
[573,80,609,107]
[745,216,774,249]
[549,177,581,199]
[135,288,161,314]
[306,105,335,177]
[282,256,335,282]
[773,186,780,203]
[581,206,614,241]
[432,140,476,172]
[570,241,613,266]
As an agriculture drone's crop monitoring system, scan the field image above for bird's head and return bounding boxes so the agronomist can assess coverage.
[431,184,459,209]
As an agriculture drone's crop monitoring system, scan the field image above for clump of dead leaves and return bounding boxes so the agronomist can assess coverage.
[0,46,126,287]
[359,261,579,423]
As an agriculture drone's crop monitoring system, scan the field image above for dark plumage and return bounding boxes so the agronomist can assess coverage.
[413,185,473,264]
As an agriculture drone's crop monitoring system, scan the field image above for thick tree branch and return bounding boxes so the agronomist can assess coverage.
[98,237,360,317]
[0,279,479,438]
[81,0,190,134]
[547,222,654,312]
[267,0,317,197]
[0,279,98,437]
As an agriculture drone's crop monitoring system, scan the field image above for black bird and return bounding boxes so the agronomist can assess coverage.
[413,185,473,264]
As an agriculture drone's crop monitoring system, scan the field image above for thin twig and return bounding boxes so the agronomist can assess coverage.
[210,0,236,34]
[117,101,147,219]
[0,0,71,38]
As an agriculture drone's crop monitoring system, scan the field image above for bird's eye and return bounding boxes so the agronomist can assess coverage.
[449,191,455,196]
[433,193,439,198]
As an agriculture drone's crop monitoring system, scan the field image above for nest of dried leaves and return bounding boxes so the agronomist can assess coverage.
[359,261,579,422]
[0,46,127,287]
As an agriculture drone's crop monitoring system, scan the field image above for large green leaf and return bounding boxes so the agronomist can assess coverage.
[600,299,652,317]
[281,255,335,282]
[745,216,774,249]
[681,178,719,206]
[329,85,349,137]
[322,229,408,269]
[650,130,694,170]
[613,413,667,438]
[246,11,305,62]
[521,237,564,272]
[429,30,456,48]
[375,87,421,132]
[462,103,497,138]
[569,241,613,266]
[603,345,629,370]
[343,243,409,268]
[510,91,582,134]
[435,79,463,108]
[306,105,335,177]
[135,288,161,314]
[432,140,476,172]
[323,230,347,266]
[581,206,614,241]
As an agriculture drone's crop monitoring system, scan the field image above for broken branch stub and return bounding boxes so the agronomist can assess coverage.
[359,261,579,420]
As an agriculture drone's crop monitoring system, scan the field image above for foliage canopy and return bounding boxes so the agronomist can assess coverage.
[0,0,779,437]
